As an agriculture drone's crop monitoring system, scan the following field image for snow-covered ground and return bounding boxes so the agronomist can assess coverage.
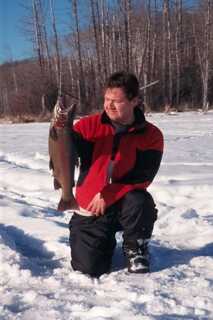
[0,111,213,320]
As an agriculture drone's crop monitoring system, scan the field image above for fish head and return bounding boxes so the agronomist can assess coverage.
[52,95,77,127]
[53,95,68,117]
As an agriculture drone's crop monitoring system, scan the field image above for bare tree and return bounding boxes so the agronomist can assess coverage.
[90,0,103,89]
[193,0,212,111]
[119,0,133,71]
[150,0,158,80]
[32,0,45,73]
[202,0,211,111]
[174,0,182,106]
[49,0,61,91]
[100,0,108,81]
[37,0,52,78]
[71,0,87,113]
[162,0,173,107]
[142,0,152,109]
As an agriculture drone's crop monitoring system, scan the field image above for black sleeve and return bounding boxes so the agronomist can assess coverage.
[114,148,163,184]
[71,129,94,186]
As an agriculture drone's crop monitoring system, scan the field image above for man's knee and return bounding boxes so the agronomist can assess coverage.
[123,190,158,222]
[70,235,113,277]
[69,214,115,277]
[71,249,112,277]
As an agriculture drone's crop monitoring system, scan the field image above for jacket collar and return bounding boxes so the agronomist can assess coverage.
[101,107,146,133]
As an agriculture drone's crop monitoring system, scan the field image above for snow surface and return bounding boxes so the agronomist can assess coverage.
[0,111,213,320]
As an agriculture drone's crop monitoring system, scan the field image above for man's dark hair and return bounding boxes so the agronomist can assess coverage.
[105,71,139,100]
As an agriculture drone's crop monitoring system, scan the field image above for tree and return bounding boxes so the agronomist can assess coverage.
[162,0,173,107]
[71,0,87,113]
[193,0,212,111]
[174,0,183,106]
[49,0,61,91]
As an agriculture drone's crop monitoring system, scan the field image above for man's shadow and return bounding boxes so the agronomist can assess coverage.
[112,236,213,272]
[150,241,213,272]
[0,223,61,276]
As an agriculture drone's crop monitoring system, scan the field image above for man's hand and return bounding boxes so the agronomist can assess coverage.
[86,193,106,216]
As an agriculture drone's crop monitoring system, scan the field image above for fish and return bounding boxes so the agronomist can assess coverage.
[48,95,79,212]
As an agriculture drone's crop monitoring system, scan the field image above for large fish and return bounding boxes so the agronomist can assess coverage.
[49,95,79,211]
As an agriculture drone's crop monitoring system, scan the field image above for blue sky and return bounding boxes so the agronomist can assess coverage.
[0,0,33,63]
[0,0,71,64]
[0,0,199,65]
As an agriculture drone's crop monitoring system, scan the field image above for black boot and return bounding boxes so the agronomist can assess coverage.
[123,239,150,273]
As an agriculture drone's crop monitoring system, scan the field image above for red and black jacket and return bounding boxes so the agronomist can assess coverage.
[72,107,164,210]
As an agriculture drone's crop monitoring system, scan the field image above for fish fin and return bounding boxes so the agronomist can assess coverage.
[49,158,54,170]
[54,178,61,190]
[57,197,79,212]
[50,126,58,140]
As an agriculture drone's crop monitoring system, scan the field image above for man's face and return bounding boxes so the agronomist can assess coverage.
[104,87,138,125]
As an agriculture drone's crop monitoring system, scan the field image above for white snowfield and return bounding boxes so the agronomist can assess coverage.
[0,111,213,320]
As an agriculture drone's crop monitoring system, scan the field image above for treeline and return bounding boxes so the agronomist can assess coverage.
[0,0,213,119]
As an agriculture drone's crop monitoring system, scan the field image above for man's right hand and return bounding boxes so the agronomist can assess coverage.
[86,193,107,216]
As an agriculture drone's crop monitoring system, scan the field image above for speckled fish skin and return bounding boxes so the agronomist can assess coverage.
[48,96,78,211]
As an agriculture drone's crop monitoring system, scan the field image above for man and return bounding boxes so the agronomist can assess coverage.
[69,71,163,277]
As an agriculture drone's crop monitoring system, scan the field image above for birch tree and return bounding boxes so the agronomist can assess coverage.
[32,0,45,72]
[50,0,61,92]
[90,0,103,89]
[71,0,87,113]
[174,0,182,106]
[193,0,212,111]
[162,0,173,107]
[202,0,211,111]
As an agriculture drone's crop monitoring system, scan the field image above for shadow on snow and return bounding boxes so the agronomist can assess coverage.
[150,240,213,272]
[110,235,213,273]
[0,223,61,276]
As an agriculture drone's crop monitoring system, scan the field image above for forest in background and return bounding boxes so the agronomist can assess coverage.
[0,0,212,121]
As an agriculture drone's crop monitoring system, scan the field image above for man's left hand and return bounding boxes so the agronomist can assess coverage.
[86,193,106,216]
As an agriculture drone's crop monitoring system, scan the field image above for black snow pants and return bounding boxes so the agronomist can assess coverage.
[69,190,158,277]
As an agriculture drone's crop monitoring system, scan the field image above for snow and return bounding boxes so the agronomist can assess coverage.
[0,111,213,320]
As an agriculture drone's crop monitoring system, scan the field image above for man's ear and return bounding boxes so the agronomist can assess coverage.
[131,96,139,108]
